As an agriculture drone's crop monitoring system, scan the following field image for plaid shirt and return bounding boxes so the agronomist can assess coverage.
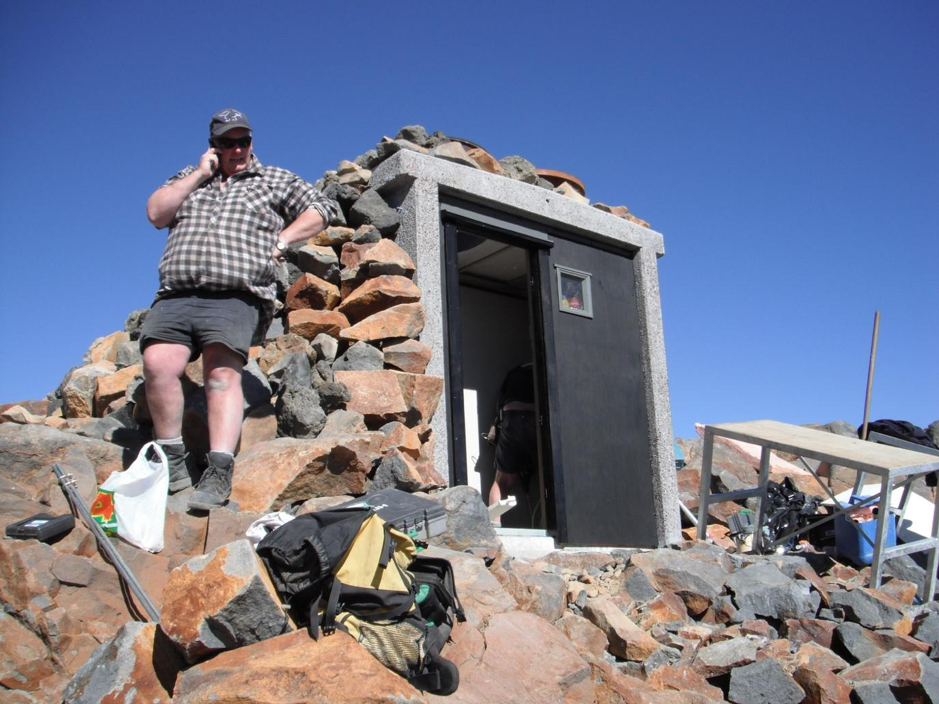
[153,154,338,342]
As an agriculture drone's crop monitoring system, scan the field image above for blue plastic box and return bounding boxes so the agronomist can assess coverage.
[835,495,897,566]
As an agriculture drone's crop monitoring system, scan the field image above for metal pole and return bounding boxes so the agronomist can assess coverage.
[52,464,161,623]
[860,311,880,441]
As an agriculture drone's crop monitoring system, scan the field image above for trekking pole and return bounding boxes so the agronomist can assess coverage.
[52,463,161,623]
[860,311,880,441]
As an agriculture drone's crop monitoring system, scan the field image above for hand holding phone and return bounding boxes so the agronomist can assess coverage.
[199,146,220,178]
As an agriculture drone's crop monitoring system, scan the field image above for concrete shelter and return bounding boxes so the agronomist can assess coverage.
[371,150,680,548]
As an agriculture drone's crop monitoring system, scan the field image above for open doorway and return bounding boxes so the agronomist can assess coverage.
[449,229,546,529]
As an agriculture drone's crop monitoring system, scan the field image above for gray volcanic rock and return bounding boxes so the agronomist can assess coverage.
[427,485,501,552]
[266,352,312,396]
[275,386,325,438]
[348,189,399,237]
[333,341,383,372]
[727,658,804,704]
[725,562,818,620]
[829,588,907,630]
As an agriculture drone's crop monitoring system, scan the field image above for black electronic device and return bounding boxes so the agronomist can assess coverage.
[5,513,75,542]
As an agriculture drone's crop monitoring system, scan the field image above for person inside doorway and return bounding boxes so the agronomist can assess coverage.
[488,363,538,525]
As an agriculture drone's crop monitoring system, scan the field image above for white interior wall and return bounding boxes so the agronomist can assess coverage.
[459,284,534,526]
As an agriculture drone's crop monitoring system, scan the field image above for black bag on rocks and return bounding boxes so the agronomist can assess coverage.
[256,505,466,695]
[761,477,822,551]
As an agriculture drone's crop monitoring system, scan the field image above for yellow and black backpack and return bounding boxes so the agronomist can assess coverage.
[257,505,465,695]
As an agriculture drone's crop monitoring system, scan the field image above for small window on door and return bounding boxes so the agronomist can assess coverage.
[556,265,593,318]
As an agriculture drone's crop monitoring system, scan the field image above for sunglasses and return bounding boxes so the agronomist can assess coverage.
[214,135,252,149]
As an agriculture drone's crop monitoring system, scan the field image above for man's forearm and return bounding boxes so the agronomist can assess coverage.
[147,170,211,228]
[278,208,327,246]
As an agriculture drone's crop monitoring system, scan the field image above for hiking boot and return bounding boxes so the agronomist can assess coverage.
[159,443,192,493]
[187,452,234,511]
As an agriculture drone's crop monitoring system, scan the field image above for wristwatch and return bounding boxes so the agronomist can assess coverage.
[275,240,288,253]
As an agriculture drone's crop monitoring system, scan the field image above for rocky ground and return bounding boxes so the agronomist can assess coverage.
[2,127,938,702]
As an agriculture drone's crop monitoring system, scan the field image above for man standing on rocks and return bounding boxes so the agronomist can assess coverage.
[140,108,338,511]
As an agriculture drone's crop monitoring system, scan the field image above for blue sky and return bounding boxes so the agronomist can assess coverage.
[1,2,936,438]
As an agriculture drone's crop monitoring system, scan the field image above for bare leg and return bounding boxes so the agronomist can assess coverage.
[488,470,520,524]
[202,343,245,455]
[142,342,192,439]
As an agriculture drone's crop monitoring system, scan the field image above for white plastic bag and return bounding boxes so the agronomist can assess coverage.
[100,442,168,552]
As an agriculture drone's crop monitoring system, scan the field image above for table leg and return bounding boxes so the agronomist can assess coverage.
[752,447,771,553]
[696,429,714,540]
[870,474,893,588]
[925,489,939,602]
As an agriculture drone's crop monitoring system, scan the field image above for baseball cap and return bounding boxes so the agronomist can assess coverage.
[209,108,252,137]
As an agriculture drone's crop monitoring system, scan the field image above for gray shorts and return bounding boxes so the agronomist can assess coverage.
[139,291,261,361]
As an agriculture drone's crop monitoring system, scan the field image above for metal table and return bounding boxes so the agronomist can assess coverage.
[695,420,939,597]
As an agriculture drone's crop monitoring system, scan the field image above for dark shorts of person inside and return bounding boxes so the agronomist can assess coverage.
[139,291,261,362]
[494,410,537,477]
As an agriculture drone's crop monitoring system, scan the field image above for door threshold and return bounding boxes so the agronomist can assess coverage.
[493,527,557,560]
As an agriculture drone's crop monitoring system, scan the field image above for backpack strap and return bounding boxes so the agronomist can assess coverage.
[321,577,343,636]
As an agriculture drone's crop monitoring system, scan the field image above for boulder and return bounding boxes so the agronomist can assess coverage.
[426,486,502,553]
[160,539,289,663]
[583,597,661,661]
[62,362,116,418]
[841,649,939,702]
[341,303,424,343]
[792,661,853,704]
[431,141,480,168]
[84,330,129,365]
[353,224,382,244]
[554,612,609,660]
[691,636,757,678]
[392,371,444,426]
[284,272,340,312]
[725,561,818,620]
[490,556,566,623]
[911,610,939,657]
[784,618,838,649]
[383,339,431,374]
[498,155,539,184]
[727,658,804,704]
[240,403,277,451]
[334,341,384,372]
[338,275,422,324]
[371,447,427,492]
[229,436,375,512]
[286,308,349,340]
[61,621,180,703]
[311,332,338,364]
[341,238,415,277]
[465,146,504,174]
[93,363,141,416]
[348,189,400,237]
[829,587,911,633]
[630,547,729,616]
[275,386,326,438]
[0,423,123,491]
[334,369,409,426]
[449,610,592,703]
[319,409,369,437]
[296,243,341,284]
[310,225,355,248]
[255,333,315,375]
[380,421,421,459]
[174,629,424,703]
[0,611,57,692]
[645,665,725,701]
